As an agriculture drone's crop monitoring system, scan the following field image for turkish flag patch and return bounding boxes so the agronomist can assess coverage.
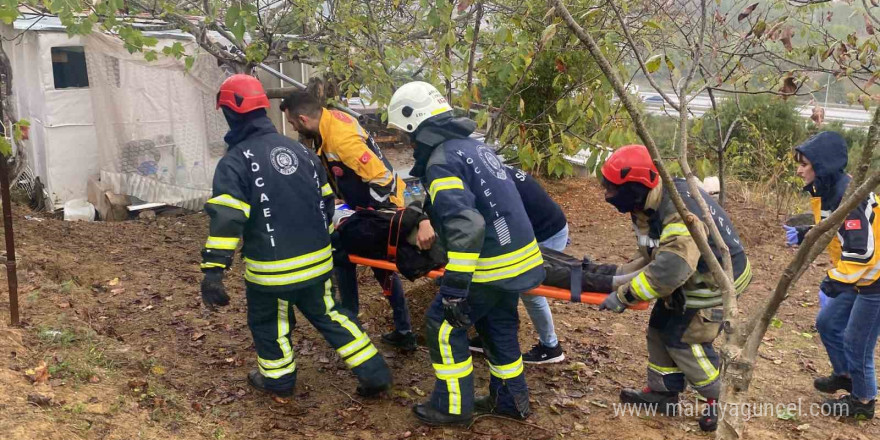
[359,152,372,164]
[845,219,862,230]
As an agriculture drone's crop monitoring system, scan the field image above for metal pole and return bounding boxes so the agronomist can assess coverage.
[256,63,363,120]
[0,157,19,326]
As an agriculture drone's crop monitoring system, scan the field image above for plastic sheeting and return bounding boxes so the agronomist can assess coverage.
[85,32,227,210]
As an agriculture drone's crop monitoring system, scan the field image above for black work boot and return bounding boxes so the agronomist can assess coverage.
[412,402,473,426]
[822,394,876,420]
[247,369,293,398]
[473,393,530,420]
[619,387,680,415]
[814,374,853,393]
[699,399,718,432]
[381,330,417,352]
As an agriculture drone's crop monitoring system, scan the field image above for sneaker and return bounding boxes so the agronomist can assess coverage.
[699,399,718,432]
[619,387,680,415]
[814,374,853,393]
[522,342,565,364]
[381,330,417,352]
[822,394,875,420]
[468,337,484,354]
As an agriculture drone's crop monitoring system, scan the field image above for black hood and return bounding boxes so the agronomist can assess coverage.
[794,131,848,198]
[409,113,477,178]
[222,108,277,147]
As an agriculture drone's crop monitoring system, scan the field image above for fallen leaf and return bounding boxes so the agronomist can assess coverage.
[56,302,70,309]
[127,378,147,390]
[27,361,50,384]
[411,386,426,397]
[89,375,101,383]
[150,365,166,376]
[796,423,810,431]
[191,332,205,341]
[110,288,125,295]
[574,422,585,431]
[108,278,120,286]
[590,400,608,408]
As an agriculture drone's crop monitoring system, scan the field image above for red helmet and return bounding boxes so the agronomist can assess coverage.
[216,74,270,113]
[601,144,659,189]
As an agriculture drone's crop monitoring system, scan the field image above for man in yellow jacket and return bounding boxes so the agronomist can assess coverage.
[281,91,422,351]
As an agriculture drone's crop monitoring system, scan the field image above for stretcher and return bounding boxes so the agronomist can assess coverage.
[348,255,649,310]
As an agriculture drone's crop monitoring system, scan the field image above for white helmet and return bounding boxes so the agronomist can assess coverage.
[387,81,453,133]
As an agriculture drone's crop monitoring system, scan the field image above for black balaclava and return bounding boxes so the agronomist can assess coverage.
[409,112,477,178]
[222,107,275,147]
[602,177,652,214]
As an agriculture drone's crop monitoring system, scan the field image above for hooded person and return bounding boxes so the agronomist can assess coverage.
[200,74,392,399]
[386,81,545,426]
[595,145,752,432]
[792,132,880,420]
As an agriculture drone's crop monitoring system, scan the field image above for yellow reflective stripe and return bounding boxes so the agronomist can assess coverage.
[439,321,454,365]
[337,333,370,358]
[735,260,752,293]
[436,320,463,414]
[244,245,333,273]
[328,223,335,234]
[488,356,524,380]
[471,249,543,283]
[475,240,539,270]
[828,266,868,283]
[660,223,690,241]
[200,262,226,269]
[207,194,251,218]
[430,107,449,116]
[432,358,474,380]
[205,236,239,250]
[321,183,333,197]
[344,344,378,368]
[257,299,295,377]
[691,344,719,386]
[245,259,333,286]
[648,363,682,375]
[631,272,659,301]
[319,279,374,371]
[258,361,296,379]
[428,177,465,200]
[446,251,479,273]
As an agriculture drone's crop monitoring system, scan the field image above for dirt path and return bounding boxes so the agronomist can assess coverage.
[0,177,877,440]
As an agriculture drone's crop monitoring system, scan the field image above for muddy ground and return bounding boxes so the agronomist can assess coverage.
[1,166,878,440]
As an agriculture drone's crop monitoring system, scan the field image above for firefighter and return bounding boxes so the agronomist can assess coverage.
[788,132,879,420]
[199,75,392,399]
[387,81,545,426]
[596,145,752,432]
[469,165,569,364]
[281,90,423,352]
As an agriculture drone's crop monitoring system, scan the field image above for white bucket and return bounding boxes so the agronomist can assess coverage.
[63,198,96,222]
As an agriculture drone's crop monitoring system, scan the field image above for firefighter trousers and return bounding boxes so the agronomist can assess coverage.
[246,278,392,393]
[424,284,528,416]
[645,303,721,399]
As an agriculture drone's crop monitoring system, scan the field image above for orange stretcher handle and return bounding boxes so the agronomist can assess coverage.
[348,255,649,310]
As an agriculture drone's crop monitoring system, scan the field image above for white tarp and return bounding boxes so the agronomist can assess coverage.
[85,32,228,210]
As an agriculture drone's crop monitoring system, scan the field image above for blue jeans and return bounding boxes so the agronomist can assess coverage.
[816,291,880,401]
[334,257,412,333]
[519,224,569,348]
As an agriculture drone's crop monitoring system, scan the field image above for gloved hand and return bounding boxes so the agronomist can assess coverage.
[783,225,799,246]
[441,296,472,328]
[819,276,855,299]
[598,291,627,313]
[201,268,230,309]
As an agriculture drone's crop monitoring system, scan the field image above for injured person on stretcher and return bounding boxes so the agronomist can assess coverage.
[331,202,648,306]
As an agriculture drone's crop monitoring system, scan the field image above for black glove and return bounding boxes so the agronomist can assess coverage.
[819,276,856,299]
[598,290,627,313]
[201,268,230,309]
[441,295,472,328]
